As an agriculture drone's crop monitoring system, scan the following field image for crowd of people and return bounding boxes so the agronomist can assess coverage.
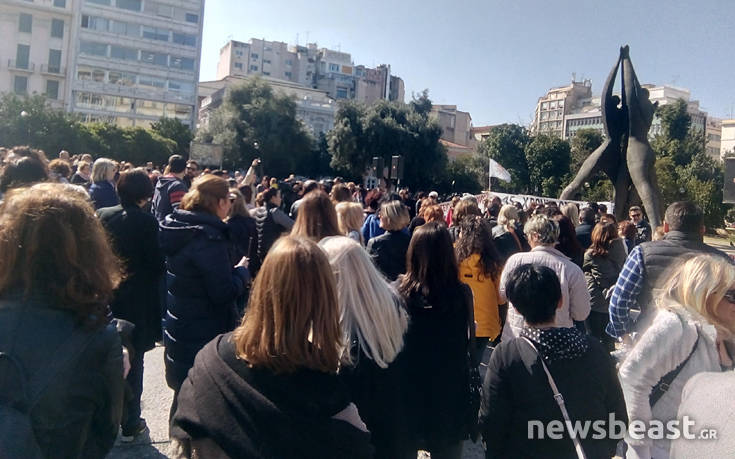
[0,144,734,459]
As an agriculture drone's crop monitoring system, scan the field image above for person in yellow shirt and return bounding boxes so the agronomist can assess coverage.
[456,215,505,366]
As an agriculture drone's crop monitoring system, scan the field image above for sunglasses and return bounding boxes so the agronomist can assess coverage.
[723,290,735,304]
[630,213,642,218]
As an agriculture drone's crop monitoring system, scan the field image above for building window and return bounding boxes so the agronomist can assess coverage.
[251,53,258,59]
[250,65,258,71]
[234,63,242,70]
[329,63,339,72]
[87,0,112,5]
[108,70,135,85]
[168,80,193,93]
[19,13,32,33]
[172,32,196,47]
[14,76,28,94]
[263,59,271,64]
[46,80,60,99]
[336,87,348,99]
[54,0,66,6]
[116,0,141,11]
[82,15,109,31]
[51,19,64,38]
[138,76,165,88]
[140,50,168,66]
[110,45,138,61]
[285,59,292,66]
[48,49,62,73]
[185,13,199,23]
[16,44,30,69]
[169,56,194,71]
[143,26,169,42]
[156,4,173,17]
[285,71,292,78]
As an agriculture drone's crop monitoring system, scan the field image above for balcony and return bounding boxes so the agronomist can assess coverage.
[8,60,35,73]
[40,64,66,76]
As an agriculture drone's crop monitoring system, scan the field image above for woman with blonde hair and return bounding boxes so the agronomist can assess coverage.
[493,204,529,261]
[320,236,409,456]
[171,236,373,458]
[89,157,119,209]
[560,202,579,228]
[335,201,365,245]
[620,254,735,458]
[0,183,124,458]
[290,190,341,242]
[367,200,411,281]
[159,175,250,415]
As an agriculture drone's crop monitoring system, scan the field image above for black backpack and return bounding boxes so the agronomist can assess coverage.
[0,323,95,458]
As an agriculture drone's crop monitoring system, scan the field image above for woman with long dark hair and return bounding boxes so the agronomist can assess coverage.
[456,216,504,364]
[396,222,474,459]
[553,214,584,267]
[583,222,622,351]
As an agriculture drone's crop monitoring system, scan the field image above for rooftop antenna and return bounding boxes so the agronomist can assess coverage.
[572,72,576,82]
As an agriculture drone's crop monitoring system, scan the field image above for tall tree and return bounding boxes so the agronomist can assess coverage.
[570,128,603,174]
[410,89,433,117]
[474,123,530,193]
[151,117,193,157]
[525,134,572,197]
[651,98,727,228]
[196,78,314,177]
[328,98,447,189]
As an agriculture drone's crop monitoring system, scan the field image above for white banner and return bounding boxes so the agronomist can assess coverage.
[440,191,613,215]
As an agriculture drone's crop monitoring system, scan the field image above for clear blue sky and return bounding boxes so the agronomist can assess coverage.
[200,0,734,126]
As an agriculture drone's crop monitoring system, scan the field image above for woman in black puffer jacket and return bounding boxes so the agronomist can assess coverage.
[159,175,249,416]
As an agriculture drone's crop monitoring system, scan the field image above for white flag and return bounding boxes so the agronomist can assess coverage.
[489,158,511,182]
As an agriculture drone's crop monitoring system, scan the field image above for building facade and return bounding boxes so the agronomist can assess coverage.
[430,104,474,159]
[198,75,337,137]
[532,79,593,137]
[721,119,735,158]
[1,0,204,128]
[706,117,722,160]
[1,0,75,110]
[216,38,404,104]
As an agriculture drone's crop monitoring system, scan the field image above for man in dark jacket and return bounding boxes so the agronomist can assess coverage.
[629,205,652,247]
[607,201,732,341]
[575,207,596,249]
[152,155,188,224]
[98,169,166,441]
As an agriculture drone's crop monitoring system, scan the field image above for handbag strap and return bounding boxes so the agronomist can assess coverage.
[521,337,587,459]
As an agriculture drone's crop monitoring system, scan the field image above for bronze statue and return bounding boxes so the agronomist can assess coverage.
[560,46,663,227]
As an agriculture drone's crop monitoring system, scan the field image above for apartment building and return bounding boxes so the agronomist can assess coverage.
[1,0,205,127]
[1,0,75,109]
[216,38,404,104]
[531,79,593,137]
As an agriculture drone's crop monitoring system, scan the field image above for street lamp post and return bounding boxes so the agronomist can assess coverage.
[20,110,30,145]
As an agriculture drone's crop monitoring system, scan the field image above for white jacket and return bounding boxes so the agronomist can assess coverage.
[619,304,722,459]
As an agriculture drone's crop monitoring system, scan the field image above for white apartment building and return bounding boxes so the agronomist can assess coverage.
[1,0,75,109]
[216,38,404,104]
[531,79,593,137]
[706,117,721,160]
[721,119,735,158]
[1,0,204,128]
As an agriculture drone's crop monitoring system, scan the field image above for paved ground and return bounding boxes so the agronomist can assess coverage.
[108,346,485,458]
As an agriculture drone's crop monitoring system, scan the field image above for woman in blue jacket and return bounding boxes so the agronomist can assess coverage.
[89,158,120,210]
[159,174,249,418]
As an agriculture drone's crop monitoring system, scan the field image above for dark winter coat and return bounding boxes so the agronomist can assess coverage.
[159,209,249,390]
[398,283,473,451]
[252,203,293,269]
[98,204,166,352]
[89,180,119,210]
[367,230,410,281]
[0,297,124,459]
[152,175,187,224]
[583,250,621,314]
[171,334,374,459]
[493,225,529,262]
[227,213,257,265]
[480,335,627,459]
[575,223,594,250]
